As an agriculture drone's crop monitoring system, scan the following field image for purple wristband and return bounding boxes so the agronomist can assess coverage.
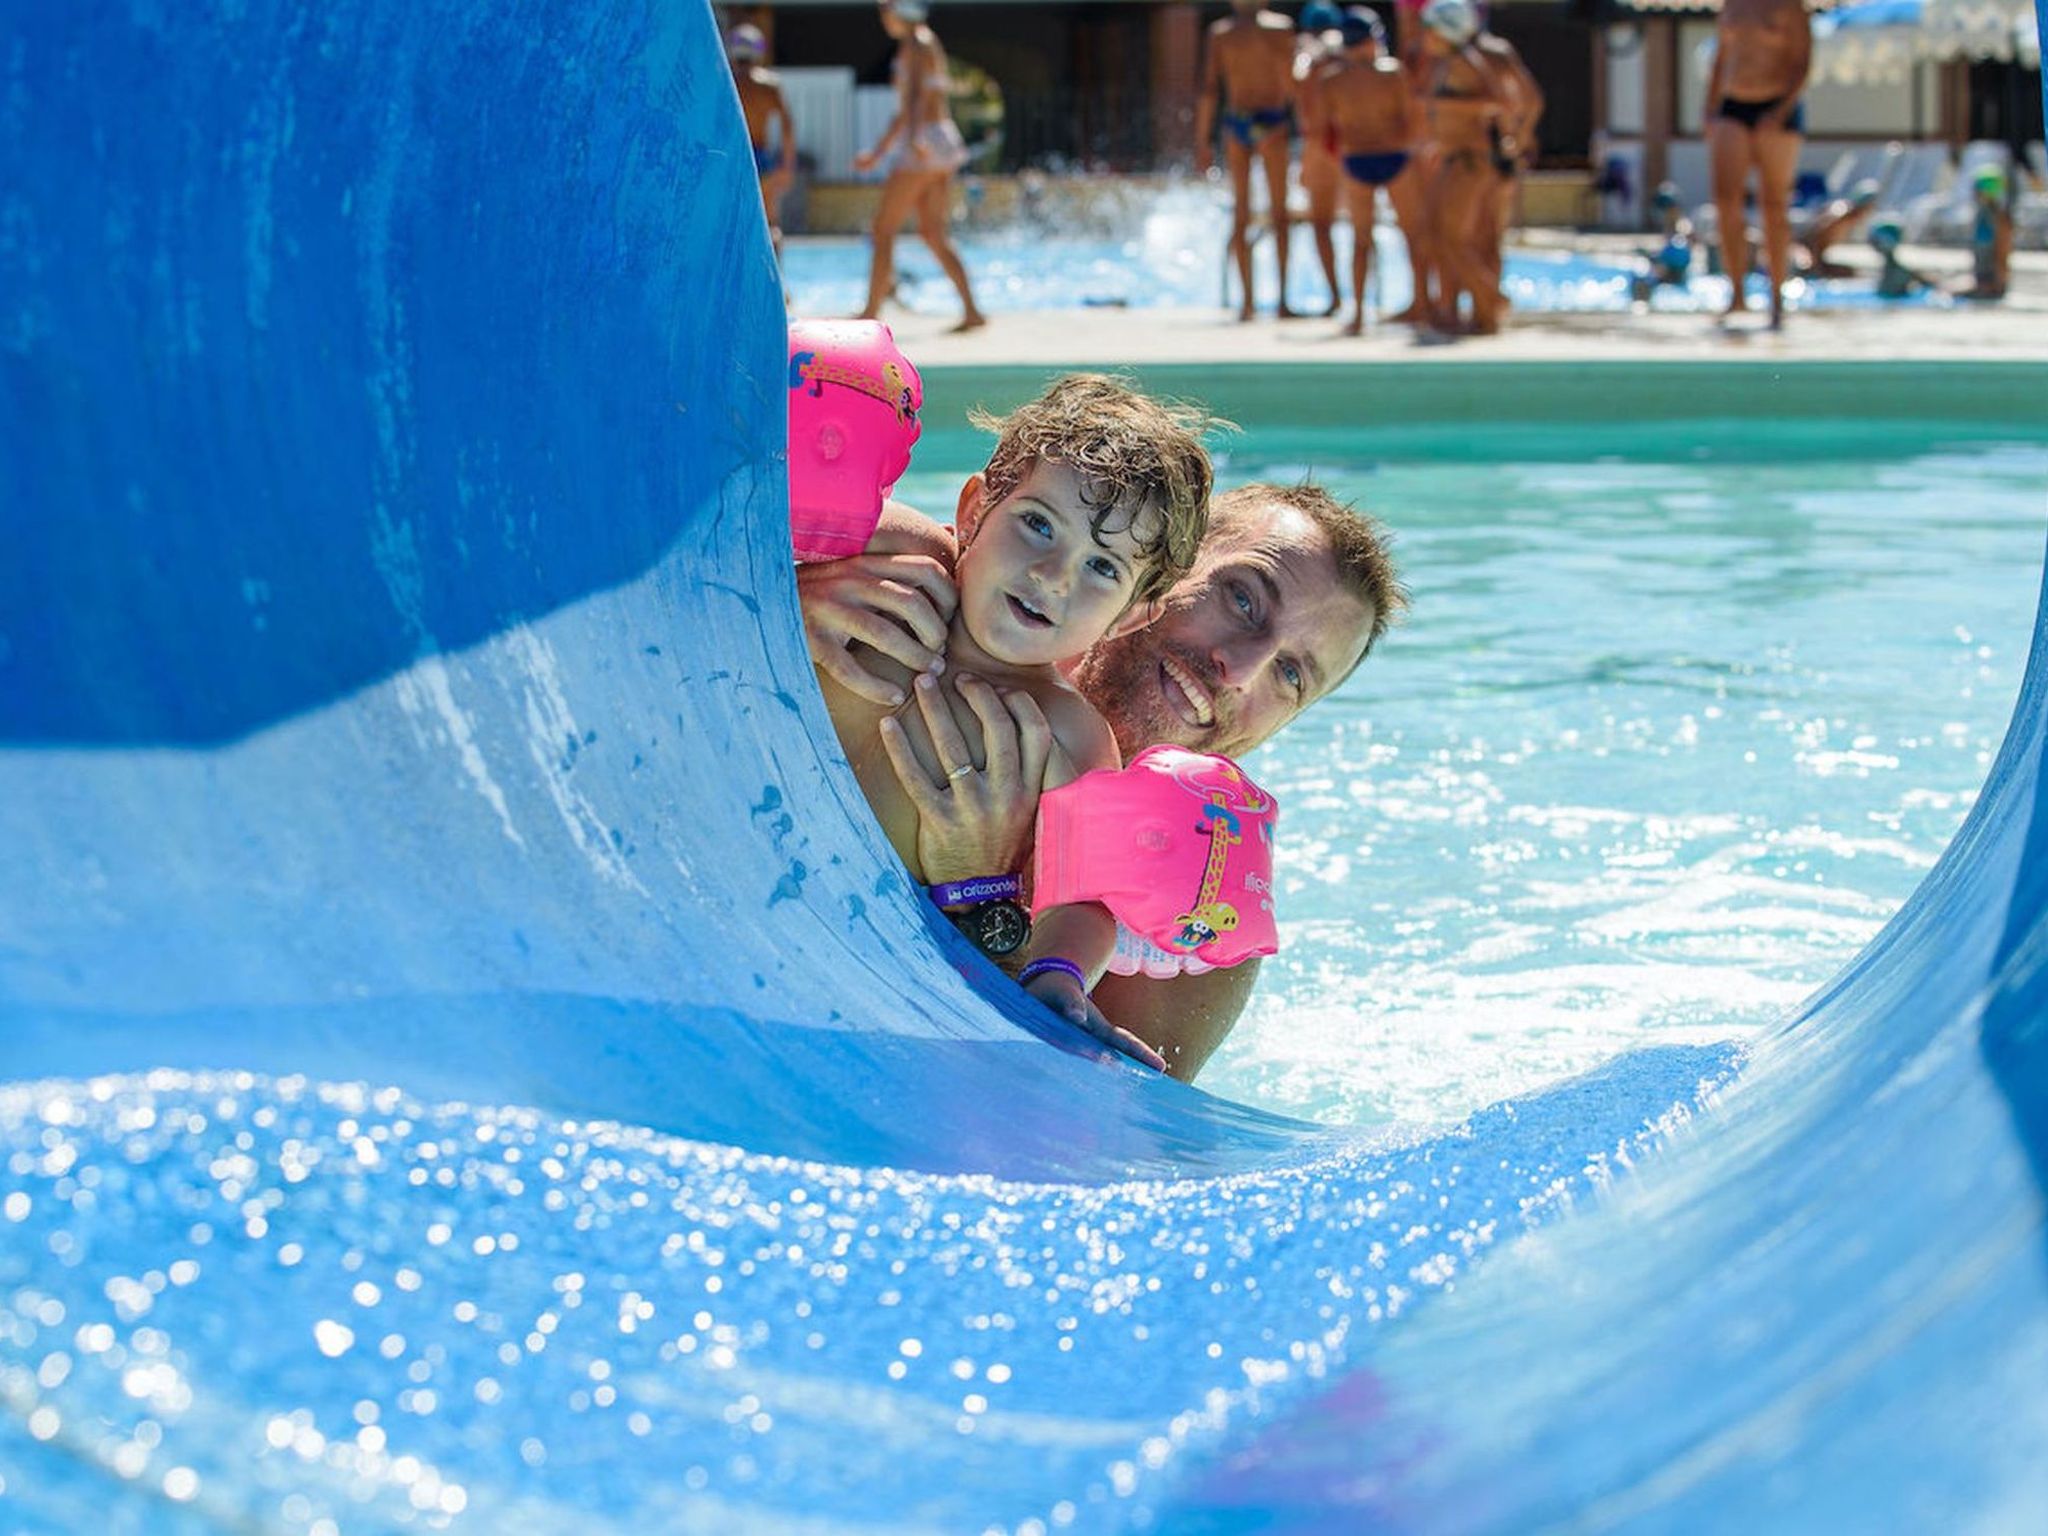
[1018,956,1086,991]
[928,873,1022,908]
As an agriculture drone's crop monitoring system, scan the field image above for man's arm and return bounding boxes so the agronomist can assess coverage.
[769,87,797,180]
[1194,26,1223,173]
[1091,958,1262,1083]
[796,500,957,705]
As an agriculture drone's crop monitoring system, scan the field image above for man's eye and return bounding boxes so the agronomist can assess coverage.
[1229,582,1254,618]
[1281,659,1304,694]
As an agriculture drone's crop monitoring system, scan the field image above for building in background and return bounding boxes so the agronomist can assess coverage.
[726,0,2041,230]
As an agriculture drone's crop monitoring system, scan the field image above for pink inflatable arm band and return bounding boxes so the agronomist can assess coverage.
[1031,745,1280,969]
[786,319,924,562]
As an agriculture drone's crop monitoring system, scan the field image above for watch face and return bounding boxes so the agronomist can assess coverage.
[971,900,1030,957]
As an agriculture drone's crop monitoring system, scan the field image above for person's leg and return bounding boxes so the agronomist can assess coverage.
[1439,159,1497,332]
[1386,152,1432,324]
[914,172,986,330]
[1224,138,1257,320]
[1752,122,1802,329]
[1706,117,1753,316]
[859,171,924,319]
[1486,171,1515,301]
[1342,181,1376,335]
[1258,130,1296,316]
[1306,162,1341,316]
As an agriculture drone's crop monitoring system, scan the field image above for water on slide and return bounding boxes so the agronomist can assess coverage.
[1,2,2044,1531]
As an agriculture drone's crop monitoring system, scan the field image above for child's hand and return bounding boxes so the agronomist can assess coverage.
[1023,967,1168,1072]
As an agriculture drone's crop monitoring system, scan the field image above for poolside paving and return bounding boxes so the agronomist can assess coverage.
[847,233,2048,369]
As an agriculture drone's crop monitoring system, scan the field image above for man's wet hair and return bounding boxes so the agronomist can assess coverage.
[969,374,1222,606]
[1213,481,1408,664]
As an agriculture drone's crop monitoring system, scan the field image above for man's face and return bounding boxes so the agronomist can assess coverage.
[1069,503,1374,760]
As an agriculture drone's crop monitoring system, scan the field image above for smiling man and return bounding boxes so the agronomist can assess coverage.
[801,481,1404,1080]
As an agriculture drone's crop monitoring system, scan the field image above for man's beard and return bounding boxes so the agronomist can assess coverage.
[1070,629,1223,759]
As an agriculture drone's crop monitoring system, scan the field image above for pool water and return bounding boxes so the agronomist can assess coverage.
[6,418,2043,1533]
[895,422,2048,1127]
[783,197,1935,317]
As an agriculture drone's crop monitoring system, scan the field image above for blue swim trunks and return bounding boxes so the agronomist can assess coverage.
[1341,151,1407,187]
[1224,107,1293,149]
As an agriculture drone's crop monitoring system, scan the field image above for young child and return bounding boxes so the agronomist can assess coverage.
[810,373,1216,1041]
[1952,166,2011,302]
[1631,181,1695,305]
[1867,218,1935,300]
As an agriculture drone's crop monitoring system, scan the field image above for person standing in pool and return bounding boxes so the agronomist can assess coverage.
[1301,8,1423,336]
[727,24,796,260]
[802,481,1403,1080]
[1294,3,1349,319]
[1704,0,1810,330]
[1197,0,1302,321]
[853,0,987,332]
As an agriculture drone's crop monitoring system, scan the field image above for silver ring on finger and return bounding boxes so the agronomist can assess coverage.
[947,763,974,783]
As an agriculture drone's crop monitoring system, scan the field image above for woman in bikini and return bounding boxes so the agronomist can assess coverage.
[1704,0,1811,330]
[853,0,986,332]
[1416,0,1508,335]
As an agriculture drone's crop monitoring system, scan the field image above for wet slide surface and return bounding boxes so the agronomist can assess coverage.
[1,2,2044,1530]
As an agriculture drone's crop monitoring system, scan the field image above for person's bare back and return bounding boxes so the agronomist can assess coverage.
[1316,49,1413,157]
[1714,0,1809,103]
[1209,7,1297,115]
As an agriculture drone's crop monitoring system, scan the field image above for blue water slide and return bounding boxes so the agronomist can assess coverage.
[0,0,2043,1529]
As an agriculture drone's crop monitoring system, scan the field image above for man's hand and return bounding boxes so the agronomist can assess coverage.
[1024,969,1168,1073]
[797,553,956,707]
[879,671,1051,882]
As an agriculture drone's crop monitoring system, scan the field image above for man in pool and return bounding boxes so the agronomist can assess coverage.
[1197,0,1303,321]
[801,482,1404,1080]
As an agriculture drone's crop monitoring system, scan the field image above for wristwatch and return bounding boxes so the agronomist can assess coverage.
[928,874,1031,958]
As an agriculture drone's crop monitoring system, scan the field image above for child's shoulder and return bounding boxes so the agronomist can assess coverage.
[1028,676,1121,778]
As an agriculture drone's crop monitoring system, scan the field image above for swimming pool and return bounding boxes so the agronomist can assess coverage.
[893,417,2048,1128]
[9,7,2048,1530]
[783,220,1933,318]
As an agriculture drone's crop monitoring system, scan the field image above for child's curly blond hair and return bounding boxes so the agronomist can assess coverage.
[969,374,1223,605]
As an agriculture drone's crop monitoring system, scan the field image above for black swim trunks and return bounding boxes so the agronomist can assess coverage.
[1717,95,1806,134]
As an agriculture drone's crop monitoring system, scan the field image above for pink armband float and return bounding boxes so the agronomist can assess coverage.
[1031,746,1280,969]
[786,319,923,562]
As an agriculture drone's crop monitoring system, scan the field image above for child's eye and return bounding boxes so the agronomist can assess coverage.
[1087,555,1123,583]
[1280,658,1305,695]
[1022,511,1053,538]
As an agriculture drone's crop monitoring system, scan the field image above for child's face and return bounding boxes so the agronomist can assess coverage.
[954,458,1161,668]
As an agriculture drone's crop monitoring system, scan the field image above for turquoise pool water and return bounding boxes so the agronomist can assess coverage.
[783,228,1935,317]
[894,421,2048,1127]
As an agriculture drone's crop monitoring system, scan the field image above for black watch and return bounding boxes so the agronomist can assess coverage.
[927,874,1031,958]
[951,898,1030,958]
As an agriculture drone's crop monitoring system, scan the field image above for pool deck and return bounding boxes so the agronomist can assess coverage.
[857,233,2048,371]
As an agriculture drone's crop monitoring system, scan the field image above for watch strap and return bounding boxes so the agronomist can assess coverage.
[927,873,1023,908]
